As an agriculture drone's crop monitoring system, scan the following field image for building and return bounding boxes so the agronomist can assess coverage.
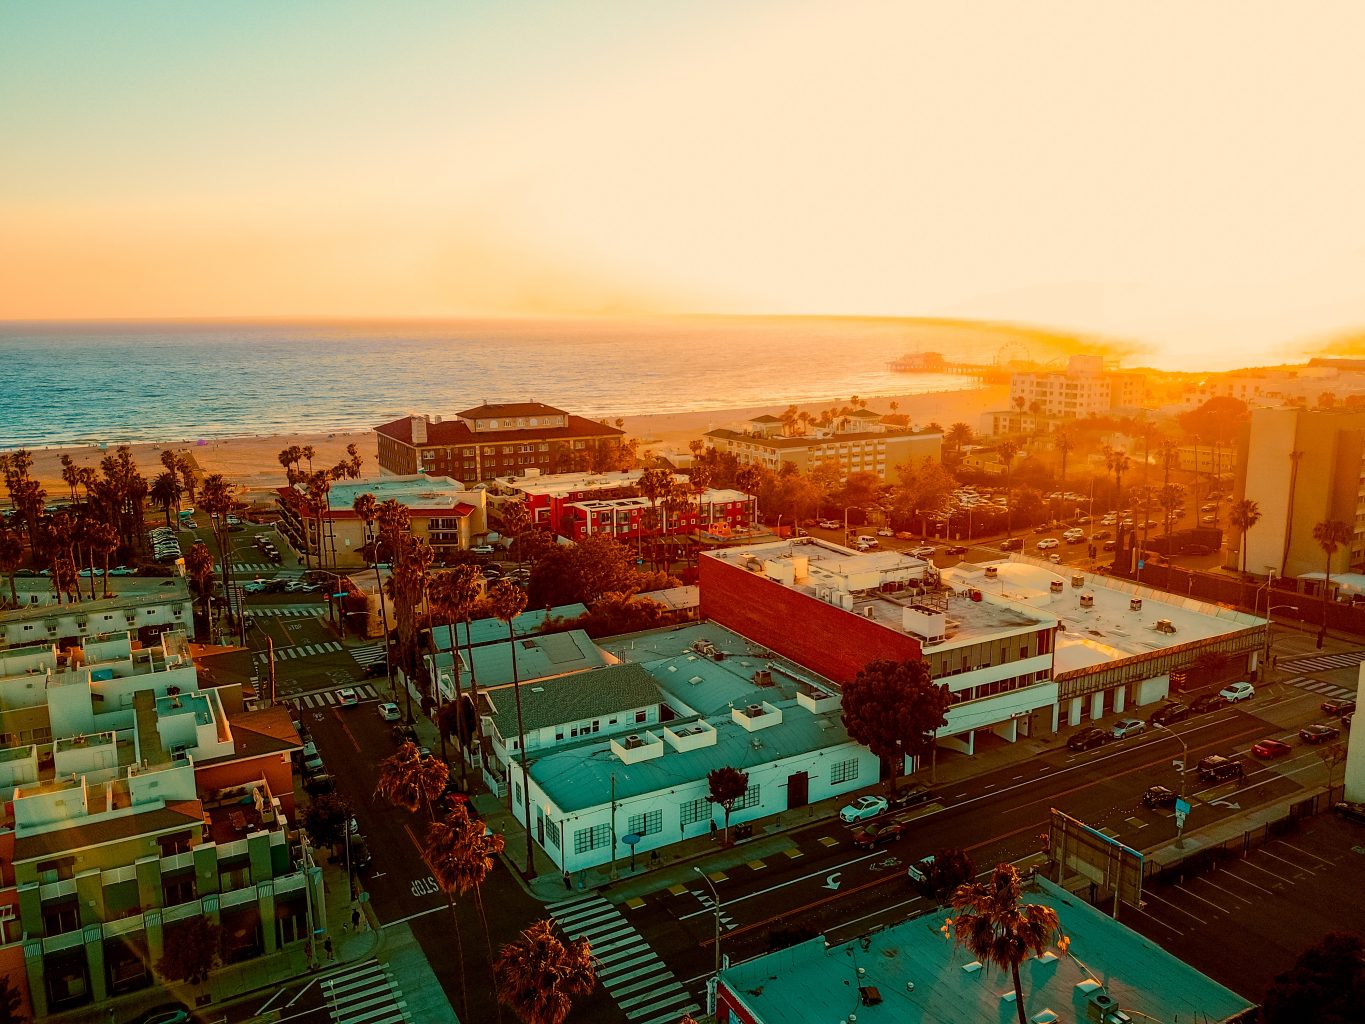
[275,474,488,567]
[373,403,625,481]
[1176,443,1236,477]
[1237,406,1365,580]
[491,624,881,873]
[699,539,1060,753]
[0,630,315,1017]
[491,470,646,533]
[563,488,757,542]
[943,558,1264,726]
[1008,355,1146,420]
[716,875,1253,1024]
[704,414,941,483]
[1,576,195,650]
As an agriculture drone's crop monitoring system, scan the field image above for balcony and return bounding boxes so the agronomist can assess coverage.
[39,877,77,901]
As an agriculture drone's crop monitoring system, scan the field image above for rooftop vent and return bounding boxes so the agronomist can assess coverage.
[1071,574,1085,588]
[623,735,643,749]
[745,704,765,718]
[984,566,998,579]
[1129,598,1143,612]
[1155,619,1176,634]
[1079,593,1094,608]
[1049,581,1063,594]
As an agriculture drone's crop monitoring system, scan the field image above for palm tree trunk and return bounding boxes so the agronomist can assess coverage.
[1319,557,1332,648]
[472,888,503,1024]
[453,626,468,793]
[1010,962,1028,1024]
[508,621,536,878]
[444,892,470,1022]
[466,619,482,782]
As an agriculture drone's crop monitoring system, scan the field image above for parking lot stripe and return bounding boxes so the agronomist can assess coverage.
[1198,877,1253,905]
[1258,848,1314,876]
[1174,883,1227,916]
[1216,865,1276,896]
[1274,839,1337,867]
[1125,901,1185,938]
[1237,858,1289,887]
[1143,889,1209,925]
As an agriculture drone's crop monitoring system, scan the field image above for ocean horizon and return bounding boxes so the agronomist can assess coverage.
[0,315,1066,450]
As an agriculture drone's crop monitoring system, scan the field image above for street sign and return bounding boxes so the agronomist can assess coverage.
[332,591,348,598]
[1174,797,1191,816]
[1174,809,1187,829]
[1137,559,1145,570]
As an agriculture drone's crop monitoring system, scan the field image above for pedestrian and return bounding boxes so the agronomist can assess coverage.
[562,869,572,891]
[650,850,660,868]
[324,937,334,961]
[709,820,718,842]
[351,907,362,932]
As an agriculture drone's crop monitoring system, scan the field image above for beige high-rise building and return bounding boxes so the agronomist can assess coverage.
[1237,407,1365,581]
[704,412,941,482]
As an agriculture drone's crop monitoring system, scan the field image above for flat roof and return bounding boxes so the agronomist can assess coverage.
[430,603,590,651]
[704,427,914,449]
[310,475,478,513]
[502,470,650,498]
[704,540,1056,646]
[435,628,607,689]
[721,875,1253,1024]
[5,576,191,619]
[943,558,1264,670]
[484,663,659,736]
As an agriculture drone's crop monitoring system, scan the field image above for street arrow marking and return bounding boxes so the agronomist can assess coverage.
[1209,799,1241,810]
[823,872,842,890]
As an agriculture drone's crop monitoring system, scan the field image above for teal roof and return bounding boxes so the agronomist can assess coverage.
[485,663,659,738]
[432,603,589,652]
[720,876,1254,1024]
[465,629,607,689]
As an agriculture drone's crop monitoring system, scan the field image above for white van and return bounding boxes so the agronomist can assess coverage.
[855,536,879,551]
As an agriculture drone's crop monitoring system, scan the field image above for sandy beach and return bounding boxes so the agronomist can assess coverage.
[16,384,1007,499]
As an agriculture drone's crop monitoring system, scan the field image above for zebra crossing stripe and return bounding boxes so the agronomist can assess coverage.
[319,958,409,1024]
[637,1005,701,1024]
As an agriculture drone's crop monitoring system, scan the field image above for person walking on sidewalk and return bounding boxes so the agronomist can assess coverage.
[324,937,334,962]
[351,906,363,932]
[562,869,572,891]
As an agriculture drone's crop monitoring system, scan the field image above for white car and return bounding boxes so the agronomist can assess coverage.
[1036,538,1059,550]
[1219,681,1255,703]
[378,702,401,722]
[910,545,936,558]
[1110,718,1146,739]
[338,688,359,707]
[907,855,936,883]
[877,528,895,537]
[839,795,889,823]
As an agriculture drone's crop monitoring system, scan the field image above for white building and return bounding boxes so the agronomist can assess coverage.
[1,577,195,651]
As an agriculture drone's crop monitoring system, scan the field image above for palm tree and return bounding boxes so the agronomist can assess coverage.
[636,468,672,568]
[1103,446,1130,530]
[0,526,22,609]
[150,470,182,528]
[426,804,507,1022]
[353,492,396,696]
[494,919,596,1024]
[85,519,118,599]
[185,540,216,639]
[1312,519,1352,648]
[948,863,1060,1024]
[375,741,450,819]
[489,579,534,875]
[301,444,317,474]
[997,441,1020,540]
[428,564,483,790]
[1229,499,1263,574]
[945,422,973,453]
[386,534,434,721]
[1053,431,1073,491]
[200,474,238,639]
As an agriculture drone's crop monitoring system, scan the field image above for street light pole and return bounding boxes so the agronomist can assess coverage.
[1264,603,1299,683]
[694,866,722,995]
[1151,721,1188,847]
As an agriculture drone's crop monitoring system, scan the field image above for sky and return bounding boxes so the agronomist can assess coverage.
[3,1,1364,369]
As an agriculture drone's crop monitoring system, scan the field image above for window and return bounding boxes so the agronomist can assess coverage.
[627,809,663,837]
[574,823,611,854]
[546,819,561,850]
[830,758,860,785]
[735,784,761,811]
[635,709,648,724]
[514,782,522,805]
[680,797,711,828]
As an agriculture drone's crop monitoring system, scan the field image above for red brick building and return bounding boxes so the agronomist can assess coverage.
[374,402,624,481]
[566,489,757,542]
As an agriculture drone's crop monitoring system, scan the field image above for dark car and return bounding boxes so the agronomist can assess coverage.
[944,545,968,555]
[1321,698,1356,716]
[1196,755,1244,783]
[851,821,906,849]
[391,724,418,744]
[1142,785,1178,808]
[133,1005,195,1024]
[1180,543,1214,556]
[1000,537,1024,551]
[364,661,388,678]
[1067,727,1110,752]
[303,774,335,797]
[889,784,935,809]
[350,836,373,871]
[1103,540,1117,551]
[1334,801,1365,825]
[1251,738,1293,758]
[1090,530,1111,541]
[1299,723,1341,744]
[1148,702,1190,727]
[1189,693,1227,714]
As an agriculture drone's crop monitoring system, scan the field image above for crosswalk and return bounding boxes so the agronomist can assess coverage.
[351,642,388,667]
[285,683,383,709]
[247,603,328,618]
[547,894,699,1024]
[1279,649,1365,674]
[321,958,409,1023]
[231,562,300,574]
[253,641,343,666]
[1281,675,1358,701]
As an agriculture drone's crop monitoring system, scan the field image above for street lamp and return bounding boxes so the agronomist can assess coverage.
[1263,604,1299,681]
[1254,569,1279,616]
[1151,721,1188,847]
[693,866,722,987]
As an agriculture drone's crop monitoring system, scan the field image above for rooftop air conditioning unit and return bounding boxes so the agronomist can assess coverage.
[746,704,764,717]
[1049,581,1063,594]
[1071,574,1085,588]
[984,566,998,579]
[1079,593,1095,608]
[624,735,643,749]
[1085,993,1121,1023]
[1155,619,1176,634]
[1129,598,1142,612]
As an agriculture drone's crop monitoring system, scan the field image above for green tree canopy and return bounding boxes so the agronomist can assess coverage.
[156,916,222,987]
[302,792,354,850]
[1177,396,1250,446]
[841,659,950,790]
[707,766,750,843]
[1263,931,1365,1024]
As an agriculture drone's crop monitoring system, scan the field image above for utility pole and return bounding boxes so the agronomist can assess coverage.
[609,774,618,881]
[268,636,276,706]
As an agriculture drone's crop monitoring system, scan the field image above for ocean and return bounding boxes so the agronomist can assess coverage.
[0,316,1061,449]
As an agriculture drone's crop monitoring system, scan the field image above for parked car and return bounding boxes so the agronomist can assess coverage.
[1321,698,1356,716]
[1333,801,1365,825]
[1067,727,1110,752]
[1148,702,1190,727]
[851,821,905,849]
[907,855,936,883]
[1090,530,1111,541]
[470,544,496,556]
[889,784,935,809]
[302,753,325,775]
[1102,540,1117,551]
[944,544,968,555]
[391,724,418,744]
[910,546,936,558]
[1180,543,1214,556]
[1142,785,1178,808]
[1299,723,1341,744]
[895,531,915,540]
[303,774,334,797]
[839,795,889,823]
[877,528,895,537]
[133,1003,195,1024]
[1219,681,1255,703]
[1189,693,1227,714]
[1196,755,1244,783]
[378,702,401,722]
[350,835,373,871]
[1251,738,1292,758]
[1110,718,1146,739]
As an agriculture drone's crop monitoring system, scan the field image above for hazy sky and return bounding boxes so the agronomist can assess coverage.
[3,1,1364,369]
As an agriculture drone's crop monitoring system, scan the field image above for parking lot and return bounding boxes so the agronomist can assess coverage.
[1124,812,1365,1004]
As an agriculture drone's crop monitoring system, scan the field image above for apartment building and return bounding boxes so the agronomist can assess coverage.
[374,402,624,481]
[275,474,488,567]
[0,631,313,1016]
[491,470,646,533]
[1008,355,1146,419]
[705,414,940,483]
[563,488,756,542]
[1237,406,1365,580]
[2,576,195,650]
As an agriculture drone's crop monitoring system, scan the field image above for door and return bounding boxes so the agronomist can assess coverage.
[787,771,809,810]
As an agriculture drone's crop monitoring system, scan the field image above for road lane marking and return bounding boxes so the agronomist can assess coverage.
[676,850,880,919]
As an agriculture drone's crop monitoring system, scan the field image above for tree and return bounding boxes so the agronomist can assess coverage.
[156,916,222,988]
[200,474,239,638]
[302,792,354,851]
[914,847,977,904]
[0,972,26,1024]
[0,526,22,609]
[945,422,973,453]
[353,492,395,697]
[892,458,956,537]
[1316,742,1348,793]
[185,541,216,637]
[375,741,449,818]
[1103,446,1130,538]
[384,520,434,720]
[1053,431,1073,490]
[841,659,950,789]
[706,766,749,844]
[636,468,673,567]
[494,919,596,1024]
[1229,498,1262,574]
[86,520,118,598]
[948,863,1060,1024]
[1177,396,1250,446]
[489,579,535,875]
[1262,931,1365,1024]
[997,441,1020,540]
[427,564,483,788]
[1312,519,1352,648]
